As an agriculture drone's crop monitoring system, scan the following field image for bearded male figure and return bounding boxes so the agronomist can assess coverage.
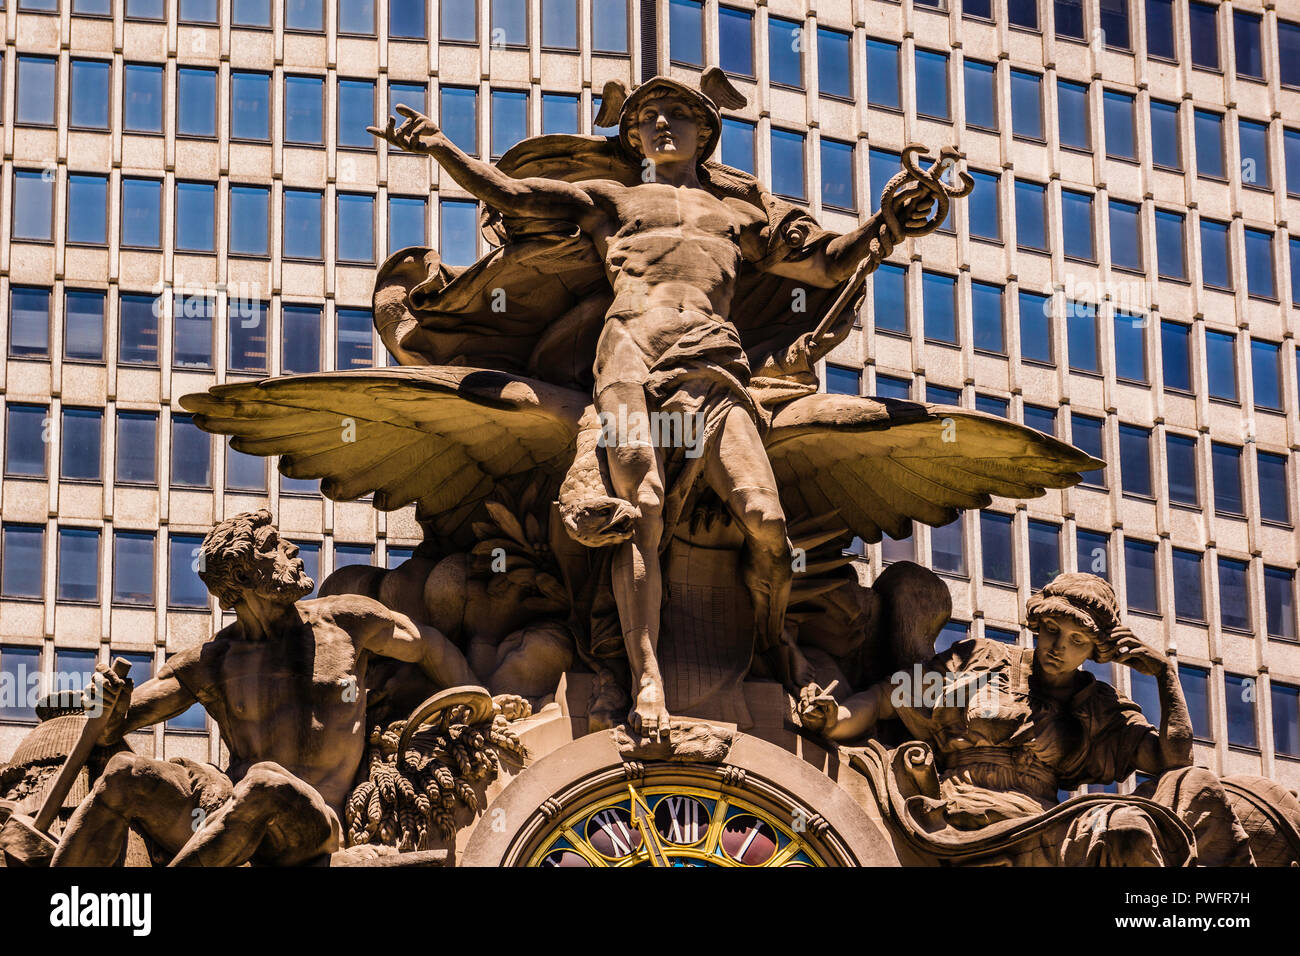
[50,510,478,867]
[370,75,947,739]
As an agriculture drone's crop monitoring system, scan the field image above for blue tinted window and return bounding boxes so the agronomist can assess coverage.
[1150,99,1180,168]
[867,40,900,110]
[440,87,478,155]
[1103,90,1135,159]
[175,182,216,252]
[17,56,56,125]
[124,64,163,133]
[874,374,910,400]
[1058,80,1089,149]
[770,129,806,200]
[339,0,375,33]
[339,79,376,148]
[593,0,628,54]
[1265,569,1296,640]
[1113,312,1146,382]
[171,415,211,487]
[873,263,906,335]
[65,290,104,362]
[976,395,1008,417]
[1119,425,1152,496]
[1200,219,1231,289]
[1024,403,1055,436]
[868,148,899,201]
[980,512,1014,584]
[1205,329,1237,400]
[337,309,374,370]
[926,384,961,405]
[1238,119,1269,188]
[1272,684,1300,757]
[227,439,266,492]
[915,50,949,119]
[1289,130,1300,196]
[820,139,854,210]
[281,305,320,375]
[1077,529,1109,579]
[1154,209,1185,278]
[61,408,102,481]
[335,544,375,572]
[440,198,478,267]
[2,530,45,602]
[284,190,323,259]
[1258,452,1290,525]
[57,528,100,603]
[233,0,271,25]
[922,272,956,344]
[1147,0,1175,59]
[13,170,53,241]
[720,118,755,174]
[542,93,578,135]
[1056,0,1085,39]
[390,0,425,38]
[1292,239,1300,305]
[113,532,155,605]
[168,535,208,608]
[121,178,161,248]
[1284,21,1300,89]
[116,411,157,484]
[177,68,217,137]
[1018,290,1051,363]
[1251,339,1281,410]
[1219,559,1250,631]
[932,517,965,575]
[230,185,269,256]
[1073,414,1105,487]
[119,294,159,365]
[337,193,375,262]
[70,60,110,129]
[1244,228,1274,298]
[489,0,526,44]
[1172,548,1204,621]
[934,621,970,655]
[389,196,426,252]
[1124,540,1158,613]
[824,365,859,395]
[1010,70,1042,139]
[173,293,213,369]
[964,61,996,130]
[818,28,851,99]
[491,89,528,158]
[769,16,803,88]
[669,0,702,66]
[229,301,268,372]
[1194,110,1224,177]
[1211,442,1243,514]
[5,404,48,476]
[1008,0,1037,27]
[719,6,753,76]
[971,281,1003,353]
[287,0,324,29]
[967,171,999,241]
[1225,674,1257,749]
[1014,180,1046,251]
[66,175,107,245]
[285,75,324,144]
[1189,2,1219,70]
[1108,199,1142,271]
[1067,301,1098,373]
[1166,434,1198,506]
[1061,190,1093,260]
[231,72,270,141]
[179,0,217,21]
[1179,665,1212,739]
[1161,321,1191,391]
[1028,520,1061,591]
[387,82,427,125]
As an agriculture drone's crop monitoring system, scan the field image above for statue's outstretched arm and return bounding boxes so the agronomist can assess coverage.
[357,602,479,689]
[1116,630,1195,774]
[370,106,602,226]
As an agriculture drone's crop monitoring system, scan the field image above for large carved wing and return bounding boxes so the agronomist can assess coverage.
[764,394,1102,542]
[180,367,586,537]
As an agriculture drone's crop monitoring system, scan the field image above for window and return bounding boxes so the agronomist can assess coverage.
[285,75,325,144]
[1293,239,1300,306]
[127,0,166,18]
[1124,540,1158,613]
[338,80,375,148]
[1224,673,1257,749]
[121,178,161,249]
[227,439,266,492]
[967,171,1000,242]
[1238,119,1269,189]
[284,190,323,260]
[976,395,1008,417]
[875,374,910,400]
[1166,434,1198,506]
[769,16,803,89]
[124,64,163,133]
[933,622,970,655]
[177,68,217,138]
[1251,340,1282,411]
[390,0,425,38]
[542,93,579,135]
[1108,200,1142,271]
[873,264,907,335]
[116,412,157,485]
[1010,70,1043,140]
[1273,683,1300,757]
[915,50,949,120]
[1077,529,1109,578]
[1204,329,1237,401]
[1194,110,1224,178]
[1284,20,1300,89]
[1265,568,1297,641]
[171,415,211,488]
[440,87,478,155]
[1258,452,1290,525]
[1244,229,1274,299]
[971,281,1003,353]
[1103,91,1135,161]
[233,0,270,26]
[1024,404,1055,436]
[65,290,104,362]
[1212,442,1243,515]
[74,0,115,13]
[337,309,374,370]
[1,528,45,602]
[1146,0,1176,60]
[669,0,703,66]
[1057,80,1089,150]
[1099,0,1129,48]
[173,293,213,369]
[1,645,41,721]
[1061,190,1094,260]
[720,119,755,175]
[1172,549,1205,622]
[389,196,426,252]
[335,544,375,571]
[119,293,159,366]
[1018,290,1052,363]
[770,129,806,201]
[820,139,854,211]
[439,199,479,267]
[1067,300,1099,373]
[981,513,1014,584]
[932,517,965,576]
[867,40,901,110]
[1008,0,1038,29]
[168,534,208,608]
[17,56,56,126]
[1118,425,1152,497]
[387,82,427,127]
[1028,520,1061,591]
[1014,180,1047,252]
[964,61,996,131]
[824,365,859,396]
[281,306,321,375]
[339,0,375,34]
[1113,312,1147,383]
[5,404,48,477]
[1231,11,1261,80]
[1179,664,1213,739]
[13,170,53,242]
[387,547,415,570]
[1056,0,1084,40]
[287,0,324,30]
[230,185,270,256]
[1154,210,1186,280]
[1200,219,1232,290]
[10,287,50,358]
[179,0,217,21]
[1189,2,1219,70]
[231,72,270,141]
[926,384,961,405]
[337,193,375,263]
[922,273,957,345]
[112,532,154,605]
[61,408,102,482]
[229,302,268,373]
[869,148,899,203]
[593,0,628,54]
[818,28,851,99]
[70,59,110,129]
[57,528,100,603]
[1150,100,1180,169]
[175,182,216,253]
[1072,414,1105,488]
[440,0,476,40]
[965,0,992,17]
[491,90,528,158]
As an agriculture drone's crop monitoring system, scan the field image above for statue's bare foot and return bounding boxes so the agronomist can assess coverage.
[628,679,671,741]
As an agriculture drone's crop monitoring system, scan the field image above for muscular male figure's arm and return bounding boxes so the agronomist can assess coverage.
[357,604,479,689]
[102,657,200,744]
[823,681,898,742]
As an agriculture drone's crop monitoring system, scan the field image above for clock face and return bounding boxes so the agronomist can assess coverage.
[527,782,824,868]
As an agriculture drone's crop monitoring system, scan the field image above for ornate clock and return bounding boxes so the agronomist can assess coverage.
[462,726,897,867]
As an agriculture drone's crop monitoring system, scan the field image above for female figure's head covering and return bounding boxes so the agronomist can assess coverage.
[1024,572,1124,662]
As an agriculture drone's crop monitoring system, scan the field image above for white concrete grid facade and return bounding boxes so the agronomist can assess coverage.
[0,0,1296,793]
